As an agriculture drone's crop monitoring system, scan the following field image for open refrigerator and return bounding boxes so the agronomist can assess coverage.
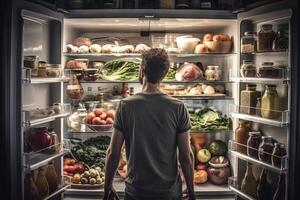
[20,1,293,200]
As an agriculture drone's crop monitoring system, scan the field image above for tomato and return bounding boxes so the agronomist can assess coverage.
[106,117,114,124]
[106,110,116,119]
[204,34,213,42]
[92,117,102,125]
[100,112,107,120]
[64,158,75,166]
[93,109,103,117]
[64,165,75,173]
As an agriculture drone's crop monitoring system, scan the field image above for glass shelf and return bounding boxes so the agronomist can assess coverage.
[228,140,288,173]
[170,95,234,100]
[228,177,256,200]
[24,112,70,127]
[230,68,290,84]
[42,176,71,200]
[24,143,70,171]
[77,79,233,84]
[64,52,237,58]
[229,104,289,127]
[241,50,289,56]
[22,68,69,84]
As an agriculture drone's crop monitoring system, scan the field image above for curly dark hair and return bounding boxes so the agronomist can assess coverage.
[141,48,170,84]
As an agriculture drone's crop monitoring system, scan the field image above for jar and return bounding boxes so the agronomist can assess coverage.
[234,120,250,154]
[205,66,215,80]
[272,143,287,167]
[83,69,98,81]
[241,32,257,54]
[38,67,47,77]
[66,75,84,100]
[257,62,280,78]
[240,60,256,78]
[122,83,129,97]
[247,132,261,159]
[72,69,84,81]
[240,84,261,115]
[261,85,280,119]
[75,58,88,70]
[38,61,47,68]
[175,0,190,9]
[214,66,222,80]
[256,98,262,116]
[24,56,39,68]
[46,65,61,78]
[129,87,135,96]
[52,103,62,114]
[47,128,60,154]
[258,136,274,164]
[83,87,95,102]
[273,30,288,51]
[257,24,276,52]
[160,0,175,9]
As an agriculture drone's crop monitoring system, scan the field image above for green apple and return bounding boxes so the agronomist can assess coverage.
[197,149,211,163]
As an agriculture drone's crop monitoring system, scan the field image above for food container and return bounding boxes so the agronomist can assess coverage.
[75,58,88,70]
[240,60,256,78]
[257,24,276,52]
[37,67,47,77]
[71,69,84,81]
[83,69,99,81]
[24,56,39,68]
[204,41,232,53]
[90,61,105,70]
[257,62,281,78]
[66,75,84,99]
[31,69,39,77]
[52,103,62,114]
[46,64,61,78]
[207,156,231,185]
[176,36,200,53]
[85,124,113,132]
[38,61,47,68]
[241,32,257,54]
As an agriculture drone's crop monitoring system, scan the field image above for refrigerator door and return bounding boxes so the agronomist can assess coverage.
[21,2,69,200]
[229,2,292,200]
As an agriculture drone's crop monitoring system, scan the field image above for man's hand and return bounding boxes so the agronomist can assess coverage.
[103,187,120,200]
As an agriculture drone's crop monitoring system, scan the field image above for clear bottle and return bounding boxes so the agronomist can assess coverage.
[261,85,280,119]
[273,174,286,200]
[272,29,289,51]
[241,163,258,198]
[241,32,257,54]
[240,60,256,78]
[240,84,261,115]
[257,169,274,200]
[272,143,287,168]
[258,136,274,164]
[257,24,276,52]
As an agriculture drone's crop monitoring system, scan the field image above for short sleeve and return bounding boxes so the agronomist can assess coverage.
[177,103,191,134]
[113,101,124,132]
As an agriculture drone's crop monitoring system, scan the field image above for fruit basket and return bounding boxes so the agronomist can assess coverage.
[85,123,113,132]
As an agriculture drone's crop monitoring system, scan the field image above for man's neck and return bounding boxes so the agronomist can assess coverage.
[142,80,161,93]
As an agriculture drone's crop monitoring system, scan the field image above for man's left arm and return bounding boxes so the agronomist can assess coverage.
[104,128,124,199]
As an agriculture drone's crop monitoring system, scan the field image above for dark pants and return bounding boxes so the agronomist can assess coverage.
[124,193,182,200]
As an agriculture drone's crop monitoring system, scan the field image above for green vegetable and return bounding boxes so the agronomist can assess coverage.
[190,107,232,132]
[164,68,176,80]
[70,136,110,168]
[208,140,228,156]
[101,59,140,81]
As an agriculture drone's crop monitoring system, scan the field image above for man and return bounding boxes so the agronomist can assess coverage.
[104,48,195,200]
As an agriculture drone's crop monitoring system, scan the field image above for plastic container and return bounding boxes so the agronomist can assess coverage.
[75,58,88,70]
[83,69,99,81]
[176,36,200,53]
[24,56,39,68]
[240,60,256,78]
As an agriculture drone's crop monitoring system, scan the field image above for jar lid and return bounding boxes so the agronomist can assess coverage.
[244,31,257,36]
[274,142,286,148]
[262,135,273,139]
[249,131,261,136]
[261,24,273,30]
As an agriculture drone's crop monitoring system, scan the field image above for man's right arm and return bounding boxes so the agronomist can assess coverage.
[177,132,195,200]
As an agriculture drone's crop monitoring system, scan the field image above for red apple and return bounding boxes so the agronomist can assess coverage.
[106,117,114,124]
[106,110,115,119]
[100,120,107,125]
[100,112,107,120]
[92,117,101,125]
[93,108,103,117]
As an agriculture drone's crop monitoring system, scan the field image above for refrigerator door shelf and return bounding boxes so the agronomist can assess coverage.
[228,140,288,173]
[24,145,70,171]
[23,111,71,127]
[22,68,69,84]
[229,104,289,127]
[229,68,291,85]
[228,177,256,200]
[42,176,71,200]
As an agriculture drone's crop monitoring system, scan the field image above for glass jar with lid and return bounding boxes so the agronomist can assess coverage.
[241,32,257,54]
[247,132,261,159]
[240,84,261,115]
[272,143,287,167]
[273,23,289,51]
[257,62,281,78]
[261,85,280,119]
[257,24,276,52]
[258,136,274,164]
[240,60,256,78]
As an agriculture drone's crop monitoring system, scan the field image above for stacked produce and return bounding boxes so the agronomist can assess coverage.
[192,137,231,185]
[101,59,140,81]
[164,67,177,80]
[190,107,231,132]
[84,108,115,131]
[160,84,225,96]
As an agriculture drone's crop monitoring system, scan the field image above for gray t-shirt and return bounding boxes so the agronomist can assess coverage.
[113,92,191,200]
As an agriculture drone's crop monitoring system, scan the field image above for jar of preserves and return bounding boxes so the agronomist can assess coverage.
[261,85,280,119]
[83,69,98,81]
[272,143,287,168]
[240,60,256,78]
[247,132,261,159]
[257,24,276,52]
[258,136,274,164]
[66,75,84,100]
[257,62,280,78]
[160,0,175,9]
[241,32,257,54]
[240,84,261,115]
[256,98,261,116]
[234,120,251,154]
